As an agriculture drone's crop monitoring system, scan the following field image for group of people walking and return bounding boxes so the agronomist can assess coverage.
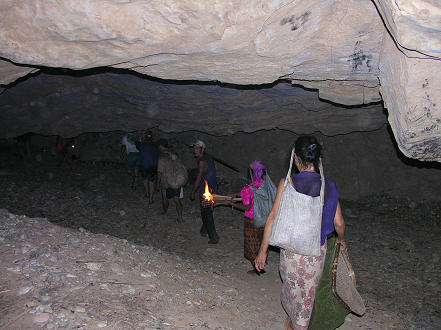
[121,131,187,222]
[122,132,348,329]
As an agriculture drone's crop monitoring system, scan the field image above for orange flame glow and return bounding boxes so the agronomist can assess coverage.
[202,180,214,204]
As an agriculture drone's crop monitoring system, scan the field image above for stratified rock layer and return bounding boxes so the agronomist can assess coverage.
[0,73,386,138]
[0,0,440,160]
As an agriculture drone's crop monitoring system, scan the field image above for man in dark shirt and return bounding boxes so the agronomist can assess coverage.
[190,140,219,244]
[136,131,159,204]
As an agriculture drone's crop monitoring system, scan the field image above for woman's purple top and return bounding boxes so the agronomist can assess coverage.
[291,171,339,245]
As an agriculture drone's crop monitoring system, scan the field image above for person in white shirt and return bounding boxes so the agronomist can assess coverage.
[121,131,141,189]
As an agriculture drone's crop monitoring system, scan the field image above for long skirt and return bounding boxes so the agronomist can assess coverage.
[279,242,327,329]
[244,217,264,261]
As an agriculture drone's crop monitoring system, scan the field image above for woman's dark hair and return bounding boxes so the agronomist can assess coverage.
[294,135,322,173]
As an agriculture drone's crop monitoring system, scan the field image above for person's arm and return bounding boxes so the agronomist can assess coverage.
[254,178,285,271]
[225,199,251,211]
[190,159,207,200]
[334,202,347,248]
[224,189,250,211]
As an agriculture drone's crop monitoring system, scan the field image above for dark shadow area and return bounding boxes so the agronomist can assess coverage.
[1,57,282,91]
[386,125,441,169]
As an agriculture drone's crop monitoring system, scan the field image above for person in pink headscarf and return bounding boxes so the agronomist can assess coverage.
[225,161,267,275]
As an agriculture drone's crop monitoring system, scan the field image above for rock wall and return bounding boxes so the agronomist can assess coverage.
[0,0,440,161]
[0,73,386,139]
[374,0,441,162]
[378,32,441,162]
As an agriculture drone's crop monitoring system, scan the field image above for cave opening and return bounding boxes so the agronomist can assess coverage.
[1,68,440,329]
[1,0,440,327]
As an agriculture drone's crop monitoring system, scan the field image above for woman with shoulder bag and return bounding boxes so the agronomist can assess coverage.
[224,161,269,275]
[255,136,346,330]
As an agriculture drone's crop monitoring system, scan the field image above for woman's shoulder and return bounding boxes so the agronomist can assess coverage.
[324,176,337,189]
[324,177,339,201]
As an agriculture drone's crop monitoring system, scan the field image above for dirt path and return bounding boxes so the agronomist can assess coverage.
[0,154,440,329]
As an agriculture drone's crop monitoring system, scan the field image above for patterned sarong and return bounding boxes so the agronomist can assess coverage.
[244,217,264,261]
[280,242,327,329]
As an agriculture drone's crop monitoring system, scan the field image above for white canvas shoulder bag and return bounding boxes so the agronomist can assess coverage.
[268,148,324,256]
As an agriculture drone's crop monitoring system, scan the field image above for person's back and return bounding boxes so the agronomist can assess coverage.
[136,131,159,204]
[157,139,184,222]
[199,153,217,194]
[157,151,172,188]
[291,171,339,245]
[138,141,159,168]
[122,134,139,154]
[121,133,140,189]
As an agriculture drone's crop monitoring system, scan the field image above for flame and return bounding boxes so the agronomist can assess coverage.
[202,180,214,204]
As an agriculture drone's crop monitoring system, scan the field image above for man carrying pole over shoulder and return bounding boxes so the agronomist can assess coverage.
[190,140,219,244]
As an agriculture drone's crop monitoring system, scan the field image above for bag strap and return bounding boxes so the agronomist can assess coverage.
[285,148,295,187]
[318,158,325,204]
[286,147,325,204]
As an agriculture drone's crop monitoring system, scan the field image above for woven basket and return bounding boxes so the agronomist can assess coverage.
[332,243,366,316]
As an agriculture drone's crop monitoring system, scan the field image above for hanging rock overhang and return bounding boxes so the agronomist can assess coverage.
[0,0,440,161]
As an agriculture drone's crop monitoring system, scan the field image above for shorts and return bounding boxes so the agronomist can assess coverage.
[164,187,183,199]
[124,152,140,169]
[140,166,157,183]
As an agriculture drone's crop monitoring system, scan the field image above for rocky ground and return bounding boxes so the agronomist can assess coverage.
[0,151,440,329]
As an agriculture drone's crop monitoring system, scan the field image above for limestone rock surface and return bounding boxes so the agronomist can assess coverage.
[0,0,440,160]
[374,0,441,161]
[373,0,441,58]
[379,33,441,161]
[0,73,386,139]
[0,60,38,85]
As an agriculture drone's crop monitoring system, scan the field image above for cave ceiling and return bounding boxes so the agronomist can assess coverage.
[0,0,440,161]
[0,71,386,138]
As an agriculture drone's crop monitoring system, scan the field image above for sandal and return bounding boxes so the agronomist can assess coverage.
[284,317,294,330]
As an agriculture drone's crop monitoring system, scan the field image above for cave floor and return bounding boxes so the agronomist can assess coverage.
[0,151,440,329]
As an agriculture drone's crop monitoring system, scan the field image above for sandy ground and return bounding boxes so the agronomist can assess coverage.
[0,152,440,329]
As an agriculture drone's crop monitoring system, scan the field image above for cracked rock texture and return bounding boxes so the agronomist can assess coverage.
[0,73,386,139]
[0,0,440,160]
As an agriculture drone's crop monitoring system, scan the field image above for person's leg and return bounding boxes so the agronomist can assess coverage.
[201,206,218,244]
[148,181,155,204]
[125,154,135,188]
[199,203,208,237]
[173,196,183,222]
[244,218,265,274]
[145,167,157,204]
[161,190,169,214]
[130,167,136,189]
[143,179,149,198]
[133,153,140,189]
